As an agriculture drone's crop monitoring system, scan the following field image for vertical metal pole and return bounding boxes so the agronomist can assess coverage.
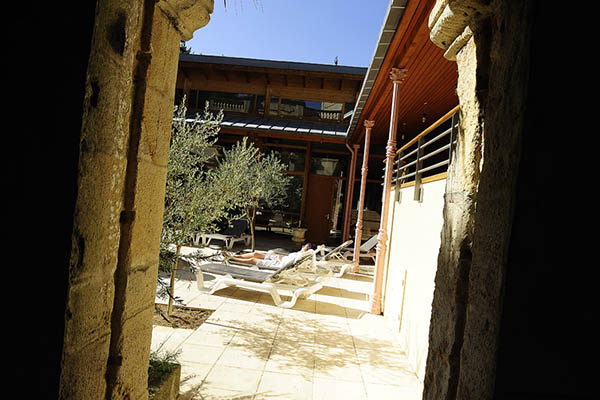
[413,137,424,201]
[353,120,374,269]
[395,151,403,202]
[370,68,407,315]
[449,110,459,163]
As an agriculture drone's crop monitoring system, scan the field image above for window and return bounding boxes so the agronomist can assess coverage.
[310,154,347,176]
[266,149,306,172]
[281,99,344,121]
[175,88,184,107]
[187,90,255,113]
[282,175,303,214]
[256,95,279,116]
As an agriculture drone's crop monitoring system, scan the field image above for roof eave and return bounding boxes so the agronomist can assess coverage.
[345,0,408,144]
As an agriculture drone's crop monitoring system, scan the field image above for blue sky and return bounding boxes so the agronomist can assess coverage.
[185,0,390,67]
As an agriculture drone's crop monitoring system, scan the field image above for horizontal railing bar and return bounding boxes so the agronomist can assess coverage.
[399,171,417,179]
[420,143,451,161]
[396,105,460,155]
[397,147,418,162]
[394,127,450,167]
[420,127,452,150]
[418,159,449,174]
[393,139,456,172]
[398,158,418,171]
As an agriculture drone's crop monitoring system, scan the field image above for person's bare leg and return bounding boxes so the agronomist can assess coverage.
[223,251,265,264]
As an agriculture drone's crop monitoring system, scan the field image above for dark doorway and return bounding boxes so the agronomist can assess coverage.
[304,174,337,244]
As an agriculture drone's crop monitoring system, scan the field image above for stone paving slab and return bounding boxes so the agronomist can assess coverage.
[153,245,423,399]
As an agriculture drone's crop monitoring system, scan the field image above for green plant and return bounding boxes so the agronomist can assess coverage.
[214,137,291,249]
[148,347,181,399]
[161,97,227,315]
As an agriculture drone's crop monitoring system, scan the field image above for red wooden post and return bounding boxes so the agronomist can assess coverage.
[342,143,359,242]
[370,67,407,314]
[353,120,374,271]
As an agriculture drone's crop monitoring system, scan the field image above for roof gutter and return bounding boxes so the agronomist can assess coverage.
[345,0,408,144]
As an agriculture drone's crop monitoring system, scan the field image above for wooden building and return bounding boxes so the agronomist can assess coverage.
[174,53,381,244]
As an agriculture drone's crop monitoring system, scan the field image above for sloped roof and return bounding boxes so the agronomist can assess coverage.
[179,53,367,76]
[183,113,348,138]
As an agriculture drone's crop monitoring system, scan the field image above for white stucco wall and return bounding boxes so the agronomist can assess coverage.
[382,178,446,382]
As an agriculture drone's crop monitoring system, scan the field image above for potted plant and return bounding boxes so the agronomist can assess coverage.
[292,221,308,246]
[148,347,182,400]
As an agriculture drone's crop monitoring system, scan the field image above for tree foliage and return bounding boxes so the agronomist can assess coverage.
[160,98,290,313]
[162,98,224,314]
[215,137,291,249]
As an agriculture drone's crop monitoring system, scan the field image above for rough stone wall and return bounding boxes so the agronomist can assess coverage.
[423,36,483,400]
[456,1,532,397]
[59,1,213,399]
[424,1,533,399]
[60,2,145,397]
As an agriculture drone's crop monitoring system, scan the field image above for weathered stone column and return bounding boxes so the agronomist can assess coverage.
[60,1,213,399]
[424,1,532,399]
[353,120,374,270]
[370,68,407,314]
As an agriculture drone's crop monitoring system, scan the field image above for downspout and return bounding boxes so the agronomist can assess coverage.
[370,67,407,315]
[342,143,358,242]
[353,120,374,271]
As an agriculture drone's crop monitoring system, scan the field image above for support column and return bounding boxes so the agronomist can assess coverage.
[342,143,359,242]
[424,1,531,399]
[60,1,214,399]
[353,120,374,271]
[299,142,311,225]
[370,68,407,315]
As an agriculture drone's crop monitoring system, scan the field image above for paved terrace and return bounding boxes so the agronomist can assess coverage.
[152,231,423,399]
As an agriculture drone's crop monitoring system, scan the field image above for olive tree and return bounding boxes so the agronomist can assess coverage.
[161,98,226,314]
[214,137,291,250]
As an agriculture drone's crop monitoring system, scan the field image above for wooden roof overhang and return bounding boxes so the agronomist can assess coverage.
[347,0,458,147]
[177,54,366,105]
[218,126,347,145]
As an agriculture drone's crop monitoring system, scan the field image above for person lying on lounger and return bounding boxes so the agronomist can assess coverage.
[223,244,310,269]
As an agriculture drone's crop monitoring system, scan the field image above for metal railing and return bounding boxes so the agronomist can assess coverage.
[389,106,459,201]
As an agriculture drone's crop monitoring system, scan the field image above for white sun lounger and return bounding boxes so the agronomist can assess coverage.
[223,242,356,278]
[340,234,378,263]
[192,250,325,308]
[195,219,251,249]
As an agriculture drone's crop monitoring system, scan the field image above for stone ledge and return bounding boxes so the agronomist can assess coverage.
[428,0,491,60]
[157,0,214,41]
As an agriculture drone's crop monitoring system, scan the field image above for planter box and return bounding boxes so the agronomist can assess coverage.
[148,362,181,400]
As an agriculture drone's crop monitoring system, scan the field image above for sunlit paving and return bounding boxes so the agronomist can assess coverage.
[152,237,423,399]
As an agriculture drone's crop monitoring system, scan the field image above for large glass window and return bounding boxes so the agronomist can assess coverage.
[187,90,256,113]
[256,96,280,116]
[175,88,184,107]
[310,154,347,176]
[266,148,306,172]
[257,98,345,121]
[279,98,305,117]
[282,175,304,214]
[283,99,343,120]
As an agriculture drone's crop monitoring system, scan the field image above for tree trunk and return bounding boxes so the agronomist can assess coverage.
[249,208,256,251]
[167,243,182,315]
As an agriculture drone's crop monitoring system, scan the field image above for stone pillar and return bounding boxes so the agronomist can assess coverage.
[60,1,213,399]
[424,1,532,399]
[353,120,374,270]
[370,68,407,314]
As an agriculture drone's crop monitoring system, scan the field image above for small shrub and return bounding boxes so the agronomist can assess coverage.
[148,347,181,398]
